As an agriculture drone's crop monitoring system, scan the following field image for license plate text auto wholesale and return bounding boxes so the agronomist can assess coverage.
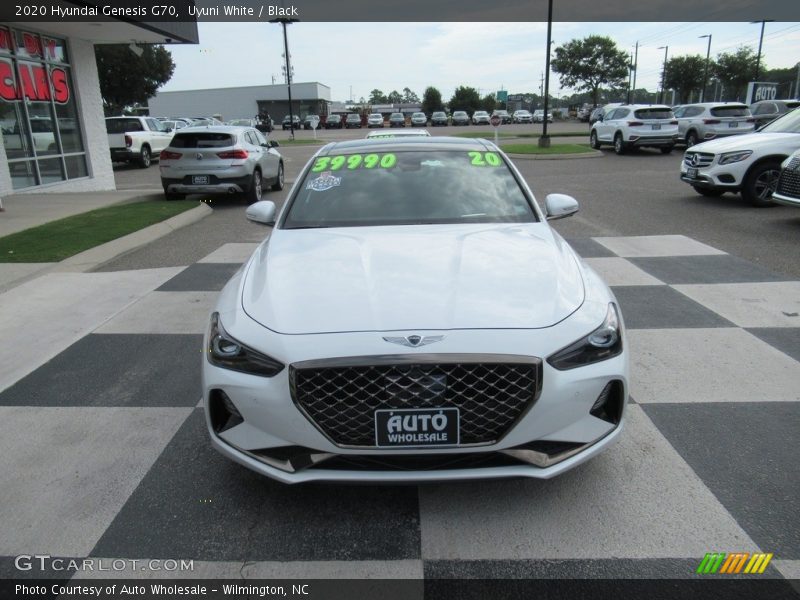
[375,407,460,447]
[687,168,699,179]
[191,175,209,184]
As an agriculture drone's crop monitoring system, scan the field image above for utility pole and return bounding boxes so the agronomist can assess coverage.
[699,34,712,102]
[626,51,632,104]
[538,0,553,148]
[795,63,800,99]
[631,41,639,103]
[751,20,773,80]
[271,17,298,140]
[657,45,669,104]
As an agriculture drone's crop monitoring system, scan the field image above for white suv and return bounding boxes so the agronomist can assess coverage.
[679,108,800,206]
[590,104,679,154]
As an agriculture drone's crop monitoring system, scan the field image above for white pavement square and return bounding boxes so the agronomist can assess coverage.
[674,282,800,328]
[628,328,800,404]
[0,406,191,557]
[198,243,261,264]
[418,406,758,560]
[95,291,218,335]
[583,257,664,286]
[0,268,183,392]
[594,235,727,258]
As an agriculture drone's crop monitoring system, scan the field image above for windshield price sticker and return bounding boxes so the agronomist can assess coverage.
[468,151,502,166]
[312,153,397,172]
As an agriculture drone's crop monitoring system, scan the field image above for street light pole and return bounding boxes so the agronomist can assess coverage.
[538,0,553,148]
[631,41,639,103]
[270,18,298,140]
[699,34,712,102]
[751,20,773,80]
[657,45,669,104]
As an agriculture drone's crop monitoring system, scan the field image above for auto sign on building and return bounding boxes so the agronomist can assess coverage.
[746,82,779,105]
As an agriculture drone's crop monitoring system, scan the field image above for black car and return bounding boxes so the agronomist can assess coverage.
[325,114,343,129]
[282,115,301,130]
[451,110,470,126]
[345,114,362,129]
[389,112,406,127]
[431,111,448,126]
[492,109,512,124]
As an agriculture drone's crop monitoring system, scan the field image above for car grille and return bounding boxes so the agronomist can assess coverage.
[684,152,714,168]
[776,158,800,199]
[290,355,541,448]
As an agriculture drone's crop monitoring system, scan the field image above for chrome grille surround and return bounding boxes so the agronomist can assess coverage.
[776,159,800,200]
[289,354,543,448]
[683,151,715,168]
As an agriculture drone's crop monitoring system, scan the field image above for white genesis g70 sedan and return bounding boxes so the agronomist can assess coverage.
[202,137,629,483]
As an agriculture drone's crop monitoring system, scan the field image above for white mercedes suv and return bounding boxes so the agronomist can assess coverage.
[680,108,800,206]
[202,137,629,484]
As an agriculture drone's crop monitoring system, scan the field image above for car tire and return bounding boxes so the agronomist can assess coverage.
[685,131,698,147]
[162,187,185,201]
[613,134,626,155]
[138,145,151,168]
[589,130,601,149]
[245,169,263,204]
[660,146,674,154]
[271,162,284,191]
[742,160,781,207]
[691,186,724,197]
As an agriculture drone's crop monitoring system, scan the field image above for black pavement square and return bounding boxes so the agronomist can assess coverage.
[629,255,786,285]
[642,402,800,559]
[157,263,241,292]
[746,328,800,363]
[564,238,617,258]
[90,409,421,562]
[0,334,202,407]
[611,286,734,329]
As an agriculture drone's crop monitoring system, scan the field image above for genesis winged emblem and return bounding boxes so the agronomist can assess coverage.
[382,335,445,348]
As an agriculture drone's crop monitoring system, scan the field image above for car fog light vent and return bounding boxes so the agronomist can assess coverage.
[209,389,243,434]
[590,380,625,425]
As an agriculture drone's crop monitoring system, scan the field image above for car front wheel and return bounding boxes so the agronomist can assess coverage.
[589,130,601,149]
[743,161,781,207]
[271,162,284,191]
[245,169,262,204]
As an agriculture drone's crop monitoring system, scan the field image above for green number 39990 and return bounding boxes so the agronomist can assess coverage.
[312,153,397,172]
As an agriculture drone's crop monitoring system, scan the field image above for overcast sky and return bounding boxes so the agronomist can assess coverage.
[160,21,800,102]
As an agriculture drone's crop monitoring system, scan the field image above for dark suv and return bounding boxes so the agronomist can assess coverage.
[345,114,362,128]
[325,114,343,129]
[282,115,300,130]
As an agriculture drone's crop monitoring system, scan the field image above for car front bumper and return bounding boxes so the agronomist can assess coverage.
[679,162,744,190]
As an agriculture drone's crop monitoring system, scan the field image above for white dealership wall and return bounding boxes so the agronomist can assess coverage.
[148,82,332,121]
[0,20,197,196]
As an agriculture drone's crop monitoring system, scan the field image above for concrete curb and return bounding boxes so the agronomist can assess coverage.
[0,203,212,293]
[56,202,213,272]
[506,150,604,160]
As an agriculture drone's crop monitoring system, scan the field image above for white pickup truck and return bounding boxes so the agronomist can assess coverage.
[105,116,174,168]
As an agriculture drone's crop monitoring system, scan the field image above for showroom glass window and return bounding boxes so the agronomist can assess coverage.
[0,27,87,189]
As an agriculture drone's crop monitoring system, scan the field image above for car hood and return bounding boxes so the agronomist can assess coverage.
[690,132,800,154]
[242,224,584,334]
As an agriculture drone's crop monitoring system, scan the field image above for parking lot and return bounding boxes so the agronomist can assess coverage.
[1,122,798,587]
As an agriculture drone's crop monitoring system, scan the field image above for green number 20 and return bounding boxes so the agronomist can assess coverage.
[468,151,501,166]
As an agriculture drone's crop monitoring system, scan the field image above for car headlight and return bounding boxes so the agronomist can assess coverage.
[207,313,284,377]
[717,150,753,165]
[547,303,623,371]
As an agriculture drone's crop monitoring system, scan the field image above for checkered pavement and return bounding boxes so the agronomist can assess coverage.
[1,236,798,582]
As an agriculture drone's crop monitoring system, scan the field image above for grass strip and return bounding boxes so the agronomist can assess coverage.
[0,200,198,263]
[500,143,595,155]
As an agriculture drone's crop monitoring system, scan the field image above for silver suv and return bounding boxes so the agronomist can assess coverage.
[159,126,284,203]
[674,103,755,147]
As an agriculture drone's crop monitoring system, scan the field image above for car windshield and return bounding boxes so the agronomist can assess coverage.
[283,150,536,229]
[710,106,749,118]
[633,108,674,119]
[391,113,403,118]
[760,108,800,133]
[475,112,488,116]
[454,112,466,117]
[329,115,340,121]
[170,132,235,148]
[413,113,425,118]
[347,115,360,120]
[370,114,381,118]
[433,112,445,117]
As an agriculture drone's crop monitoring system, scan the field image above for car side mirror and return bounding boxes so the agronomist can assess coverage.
[597,114,604,122]
[246,200,277,225]
[164,127,172,132]
[544,194,579,220]
[268,140,279,148]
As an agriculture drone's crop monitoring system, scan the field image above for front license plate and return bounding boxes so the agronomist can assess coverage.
[191,175,209,185]
[375,407,460,448]
[652,123,661,130]
[687,167,699,179]
[729,121,739,128]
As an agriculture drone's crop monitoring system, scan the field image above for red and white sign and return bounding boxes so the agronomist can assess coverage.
[0,60,70,104]
[490,114,502,127]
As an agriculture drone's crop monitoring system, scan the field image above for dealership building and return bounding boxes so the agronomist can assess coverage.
[0,18,198,196]
[147,82,332,123]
